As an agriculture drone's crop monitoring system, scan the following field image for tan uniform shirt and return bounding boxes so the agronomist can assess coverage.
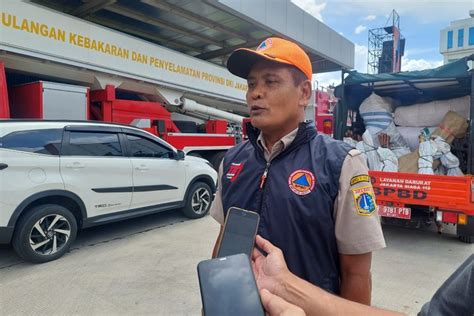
[210,129,386,255]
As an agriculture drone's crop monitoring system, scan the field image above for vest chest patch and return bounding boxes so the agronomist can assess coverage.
[288,169,316,195]
[352,186,376,216]
[226,162,244,182]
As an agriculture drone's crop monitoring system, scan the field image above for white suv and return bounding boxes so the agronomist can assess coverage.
[0,121,217,263]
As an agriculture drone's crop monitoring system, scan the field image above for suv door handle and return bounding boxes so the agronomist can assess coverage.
[135,165,149,171]
[65,162,85,169]
[0,163,8,170]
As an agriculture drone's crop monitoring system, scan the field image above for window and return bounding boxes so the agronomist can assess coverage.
[469,27,474,46]
[458,29,464,47]
[447,30,453,49]
[66,132,122,157]
[0,129,62,155]
[126,135,173,158]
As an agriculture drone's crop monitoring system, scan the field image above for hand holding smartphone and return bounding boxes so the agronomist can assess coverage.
[216,207,260,258]
[197,253,265,316]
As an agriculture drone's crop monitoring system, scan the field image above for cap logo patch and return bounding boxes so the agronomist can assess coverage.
[352,186,376,216]
[257,38,272,51]
[226,163,244,182]
[288,169,315,195]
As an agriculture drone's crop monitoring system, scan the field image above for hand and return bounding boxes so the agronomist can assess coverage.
[251,235,291,295]
[377,133,390,148]
[260,289,305,316]
[378,133,390,148]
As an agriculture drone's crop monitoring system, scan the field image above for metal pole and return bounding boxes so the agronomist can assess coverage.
[335,69,346,140]
[469,67,474,174]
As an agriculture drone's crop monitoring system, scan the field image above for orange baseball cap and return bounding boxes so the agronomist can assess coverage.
[227,37,312,81]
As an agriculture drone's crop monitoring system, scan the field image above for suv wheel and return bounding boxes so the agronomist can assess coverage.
[12,204,78,263]
[182,182,212,219]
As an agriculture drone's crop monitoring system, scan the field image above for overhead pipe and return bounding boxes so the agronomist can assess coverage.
[179,98,244,124]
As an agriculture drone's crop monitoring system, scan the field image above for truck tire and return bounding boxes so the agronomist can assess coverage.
[457,215,474,244]
[12,204,78,263]
[459,235,474,244]
[182,182,212,219]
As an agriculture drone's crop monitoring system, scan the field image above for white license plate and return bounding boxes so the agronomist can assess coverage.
[378,205,411,219]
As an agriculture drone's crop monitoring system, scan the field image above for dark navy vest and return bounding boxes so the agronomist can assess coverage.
[221,121,352,294]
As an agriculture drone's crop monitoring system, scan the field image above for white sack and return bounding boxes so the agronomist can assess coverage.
[378,122,411,157]
[418,140,435,174]
[396,126,437,151]
[356,130,382,171]
[355,141,368,163]
[394,95,470,127]
[432,136,464,176]
[359,93,395,133]
[356,130,399,172]
[343,137,358,147]
[377,147,398,172]
[441,153,463,176]
[358,93,410,157]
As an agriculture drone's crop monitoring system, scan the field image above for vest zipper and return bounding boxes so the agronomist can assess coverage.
[259,162,271,190]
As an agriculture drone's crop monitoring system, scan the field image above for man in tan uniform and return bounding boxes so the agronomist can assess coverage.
[210,37,385,304]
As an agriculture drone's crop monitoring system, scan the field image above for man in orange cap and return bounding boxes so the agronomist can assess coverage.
[209,37,385,304]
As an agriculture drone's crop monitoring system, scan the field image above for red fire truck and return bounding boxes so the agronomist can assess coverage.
[0,2,250,169]
[0,62,241,169]
[314,87,337,135]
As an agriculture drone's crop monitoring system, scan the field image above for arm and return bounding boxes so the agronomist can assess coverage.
[210,161,225,258]
[252,236,403,316]
[276,272,400,316]
[211,225,223,258]
[260,289,305,316]
[339,252,372,305]
[333,151,385,303]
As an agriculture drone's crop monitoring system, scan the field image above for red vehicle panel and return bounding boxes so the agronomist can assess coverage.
[0,62,9,118]
[9,82,43,119]
[314,89,336,135]
[370,170,474,215]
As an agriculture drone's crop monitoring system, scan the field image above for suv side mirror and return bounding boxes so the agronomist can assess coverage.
[174,150,185,160]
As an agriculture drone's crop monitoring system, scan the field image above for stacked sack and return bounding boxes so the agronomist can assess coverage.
[350,93,410,172]
[395,96,470,175]
[347,93,470,176]
[398,111,468,175]
[394,96,470,127]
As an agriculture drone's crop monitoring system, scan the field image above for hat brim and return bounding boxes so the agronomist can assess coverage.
[226,48,294,79]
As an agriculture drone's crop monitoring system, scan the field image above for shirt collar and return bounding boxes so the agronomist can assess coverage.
[257,127,299,161]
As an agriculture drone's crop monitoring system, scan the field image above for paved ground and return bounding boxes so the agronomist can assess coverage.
[1,210,472,315]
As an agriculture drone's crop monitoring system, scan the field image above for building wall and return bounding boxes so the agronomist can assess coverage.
[440,13,474,64]
[216,0,354,71]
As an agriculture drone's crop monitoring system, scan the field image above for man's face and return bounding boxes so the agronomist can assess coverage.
[246,60,308,133]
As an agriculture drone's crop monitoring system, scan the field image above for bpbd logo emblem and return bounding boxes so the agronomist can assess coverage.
[257,38,272,51]
[288,170,315,196]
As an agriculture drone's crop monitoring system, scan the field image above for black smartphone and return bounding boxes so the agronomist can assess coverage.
[197,253,265,316]
[216,207,260,258]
